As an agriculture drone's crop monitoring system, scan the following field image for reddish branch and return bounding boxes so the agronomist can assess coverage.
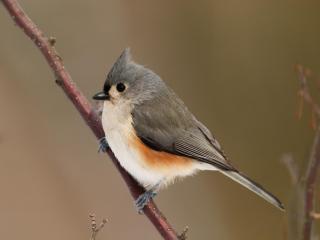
[1,0,179,239]
[297,66,320,119]
[296,65,320,240]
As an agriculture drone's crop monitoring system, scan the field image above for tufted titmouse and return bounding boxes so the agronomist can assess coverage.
[93,48,284,212]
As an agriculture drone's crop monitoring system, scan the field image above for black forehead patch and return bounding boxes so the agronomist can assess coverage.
[103,83,111,93]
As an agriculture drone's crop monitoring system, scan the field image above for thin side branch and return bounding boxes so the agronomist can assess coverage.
[89,214,108,240]
[295,65,320,240]
[177,226,189,240]
[281,153,299,185]
[1,1,179,239]
[296,65,320,119]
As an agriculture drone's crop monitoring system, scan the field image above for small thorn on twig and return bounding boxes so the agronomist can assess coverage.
[178,226,189,240]
[56,54,63,61]
[89,213,108,240]
[55,77,63,86]
[310,212,320,220]
[48,36,56,46]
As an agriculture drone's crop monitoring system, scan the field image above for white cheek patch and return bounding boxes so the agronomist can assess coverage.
[109,85,121,100]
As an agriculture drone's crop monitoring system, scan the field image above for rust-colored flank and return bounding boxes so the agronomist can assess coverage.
[129,132,193,171]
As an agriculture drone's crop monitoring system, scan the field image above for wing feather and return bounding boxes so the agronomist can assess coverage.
[131,87,234,171]
[174,130,234,170]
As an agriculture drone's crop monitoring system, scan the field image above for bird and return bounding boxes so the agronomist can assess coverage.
[92,48,284,212]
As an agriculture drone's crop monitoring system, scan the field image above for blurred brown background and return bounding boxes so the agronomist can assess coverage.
[1,1,319,239]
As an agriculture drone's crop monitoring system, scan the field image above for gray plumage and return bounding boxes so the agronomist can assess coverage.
[132,86,234,171]
[106,49,232,170]
[100,48,284,211]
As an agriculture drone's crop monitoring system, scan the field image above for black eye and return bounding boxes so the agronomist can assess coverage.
[104,84,111,93]
[116,83,126,92]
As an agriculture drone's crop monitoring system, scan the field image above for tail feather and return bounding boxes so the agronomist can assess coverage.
[221,170,285,211]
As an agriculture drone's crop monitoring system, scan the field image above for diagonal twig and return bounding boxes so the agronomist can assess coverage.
[1,0,179,239]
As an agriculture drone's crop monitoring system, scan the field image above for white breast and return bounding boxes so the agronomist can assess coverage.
[101,100,165,188]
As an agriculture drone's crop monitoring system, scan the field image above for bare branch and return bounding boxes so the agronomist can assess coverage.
[177,226,189,240]
[292,65,320,240]
[89,214,108,240]
[302,126,320,240]
[296,65,320,119]
[1,0,180,239]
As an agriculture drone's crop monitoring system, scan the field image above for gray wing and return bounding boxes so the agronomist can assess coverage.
[193,117,226,158]
[131,88,235,171]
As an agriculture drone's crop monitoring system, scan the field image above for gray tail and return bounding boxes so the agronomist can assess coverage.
[221,170,284,211]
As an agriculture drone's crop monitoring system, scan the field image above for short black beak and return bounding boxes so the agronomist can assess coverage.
[92,91,109,100]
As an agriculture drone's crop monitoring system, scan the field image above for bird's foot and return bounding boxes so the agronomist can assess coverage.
[98,137,109,153]
[135,190,157,213]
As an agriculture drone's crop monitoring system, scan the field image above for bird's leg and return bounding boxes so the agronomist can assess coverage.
[135,182,161,213]
[98,137,109,153]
